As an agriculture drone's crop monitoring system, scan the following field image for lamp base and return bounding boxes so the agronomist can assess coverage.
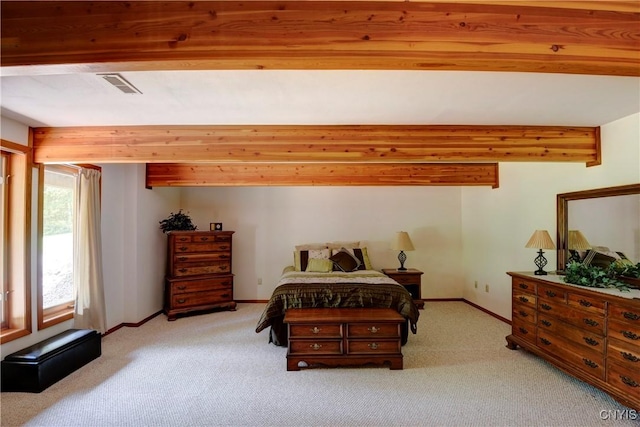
[397,250,407,271]
[533,249,548,276]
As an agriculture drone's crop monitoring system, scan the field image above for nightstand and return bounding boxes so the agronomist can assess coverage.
[382,268,425,309]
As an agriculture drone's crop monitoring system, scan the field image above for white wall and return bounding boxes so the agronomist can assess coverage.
[461,112,640,320]
[180,186,465,300]
[0,116,29,146]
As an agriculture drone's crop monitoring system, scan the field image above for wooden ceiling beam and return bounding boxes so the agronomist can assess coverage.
[32,125,600,165]
[2,1,638,76]
[145,162,499,187]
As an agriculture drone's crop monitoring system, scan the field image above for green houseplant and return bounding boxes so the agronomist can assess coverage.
[159,210,197,234]
[563,260,640,292]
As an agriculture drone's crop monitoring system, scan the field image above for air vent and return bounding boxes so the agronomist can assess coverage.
[99,73,142,94]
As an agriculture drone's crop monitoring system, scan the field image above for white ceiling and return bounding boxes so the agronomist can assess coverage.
[1,70,639,128]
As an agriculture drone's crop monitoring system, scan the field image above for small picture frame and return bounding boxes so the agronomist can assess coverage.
[210,222,223,231]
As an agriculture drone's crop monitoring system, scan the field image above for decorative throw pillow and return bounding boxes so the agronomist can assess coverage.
[330,249,361,272]
[294,248,331,271]
[295,243,328,251]
[354,247,374,270]
[582,250,618,269]
[305,258,334,273]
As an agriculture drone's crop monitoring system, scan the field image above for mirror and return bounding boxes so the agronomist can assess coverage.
[556,183,640,271]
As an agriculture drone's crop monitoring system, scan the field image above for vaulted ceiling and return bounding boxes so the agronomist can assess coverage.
[1,1,639,186]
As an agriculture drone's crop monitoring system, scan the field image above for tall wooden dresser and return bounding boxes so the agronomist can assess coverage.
[164,231,236,320]
[507,272,640,411]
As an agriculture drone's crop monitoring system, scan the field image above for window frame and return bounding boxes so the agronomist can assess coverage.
[0,139,32,344]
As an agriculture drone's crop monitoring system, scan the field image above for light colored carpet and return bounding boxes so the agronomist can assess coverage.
[1,302,636,427]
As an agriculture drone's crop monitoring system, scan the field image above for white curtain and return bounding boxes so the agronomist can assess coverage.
[73,168,107,333]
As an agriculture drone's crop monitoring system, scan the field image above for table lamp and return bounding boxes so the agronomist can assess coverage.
[391,231,414,271]
[525,230,555,275]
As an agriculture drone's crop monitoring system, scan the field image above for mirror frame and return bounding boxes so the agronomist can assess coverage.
[556,183,640,272]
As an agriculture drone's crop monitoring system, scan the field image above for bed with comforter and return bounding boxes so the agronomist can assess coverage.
[255,267,420,346]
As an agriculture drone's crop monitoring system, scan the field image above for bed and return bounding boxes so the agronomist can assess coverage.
[255,266,420,346]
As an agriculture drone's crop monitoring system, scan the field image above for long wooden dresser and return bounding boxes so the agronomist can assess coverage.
[507,272,640,410]
[164,230,236,320]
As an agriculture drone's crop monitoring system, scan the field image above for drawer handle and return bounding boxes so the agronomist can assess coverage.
[518,283,529,289]
[622,330,639,341]
[368,343,379,350]
[310,343,322,351]
[177,285,187,290]
[201,237,209,241]
[310,327,321,334]
[221,293,230,298]
[621,376,639,388]
[178,237,188,242]
[623,311,640,321]
[540,338,551,346]
[518,310,528,317]
[582,358,599,369]
[541,320,552,327]
[178,268,187,273]
[368,326,379,334]
[220,255,230,259]
[177,298,186,304]
[519,296,529,303]
[220,245,230,250]
[545,290,557,298]
[578,299,592,308]
[583,318,599,327]
[177,256,187,262]
[540,303,552,311]
[583,337,599,347]
[621,352,640,363]
[179,246,188,251]
[518,327,528,335]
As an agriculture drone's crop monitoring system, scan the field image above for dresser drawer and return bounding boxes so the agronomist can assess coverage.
[170,276,232,294]
[537,284,566,302]
[538,314,604,353]
[192,234,230,243]
[172,242,231,253]
[171,289,233,307]
[607,361,640,401]
[514,292,536,309]
[567,293,605,315]
[607,337,640,368]
[513,278,537,294]
[289,340,342,355]
[289,324,342,339]
[391,274,420,285]
[512,317,536,344]
[608,319,640,346]
[512,304,537,324]
[347,340,401,355]
[347,323,400,338]
[174,252,230,263]
[537,330,605,380]
[537,300,605,335]
[609,304,640,324]
[172,261,231,277]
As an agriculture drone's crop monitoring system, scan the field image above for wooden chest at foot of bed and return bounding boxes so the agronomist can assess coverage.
[284,308,404,371]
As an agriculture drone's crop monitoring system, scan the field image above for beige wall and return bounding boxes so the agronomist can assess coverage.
[462,112,640,320]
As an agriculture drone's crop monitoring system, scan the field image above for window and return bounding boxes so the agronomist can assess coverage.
[0,140,31,344]
[38,165,77,328]
[1,152,10,328]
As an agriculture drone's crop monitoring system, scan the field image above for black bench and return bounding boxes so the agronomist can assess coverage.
[1,329,101,393]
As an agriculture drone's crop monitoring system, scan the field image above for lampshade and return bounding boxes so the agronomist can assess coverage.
[391,231,415,251]
[568,230,591,250]
[525,230,555,250]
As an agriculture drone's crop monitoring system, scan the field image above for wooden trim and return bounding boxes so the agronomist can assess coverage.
[103,310,163,336]
[146,162,499,187]
[33,125,599,165]
[462,299,511,324]
[2,1,638,76]
[587,127,602,167]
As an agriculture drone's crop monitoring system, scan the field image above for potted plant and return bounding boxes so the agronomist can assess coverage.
[159,209,197,234]
[563,260,640,292]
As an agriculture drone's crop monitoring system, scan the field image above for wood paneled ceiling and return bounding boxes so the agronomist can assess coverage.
[2,1,638,186]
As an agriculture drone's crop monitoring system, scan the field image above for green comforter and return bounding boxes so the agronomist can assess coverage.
[255,268,420,346]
